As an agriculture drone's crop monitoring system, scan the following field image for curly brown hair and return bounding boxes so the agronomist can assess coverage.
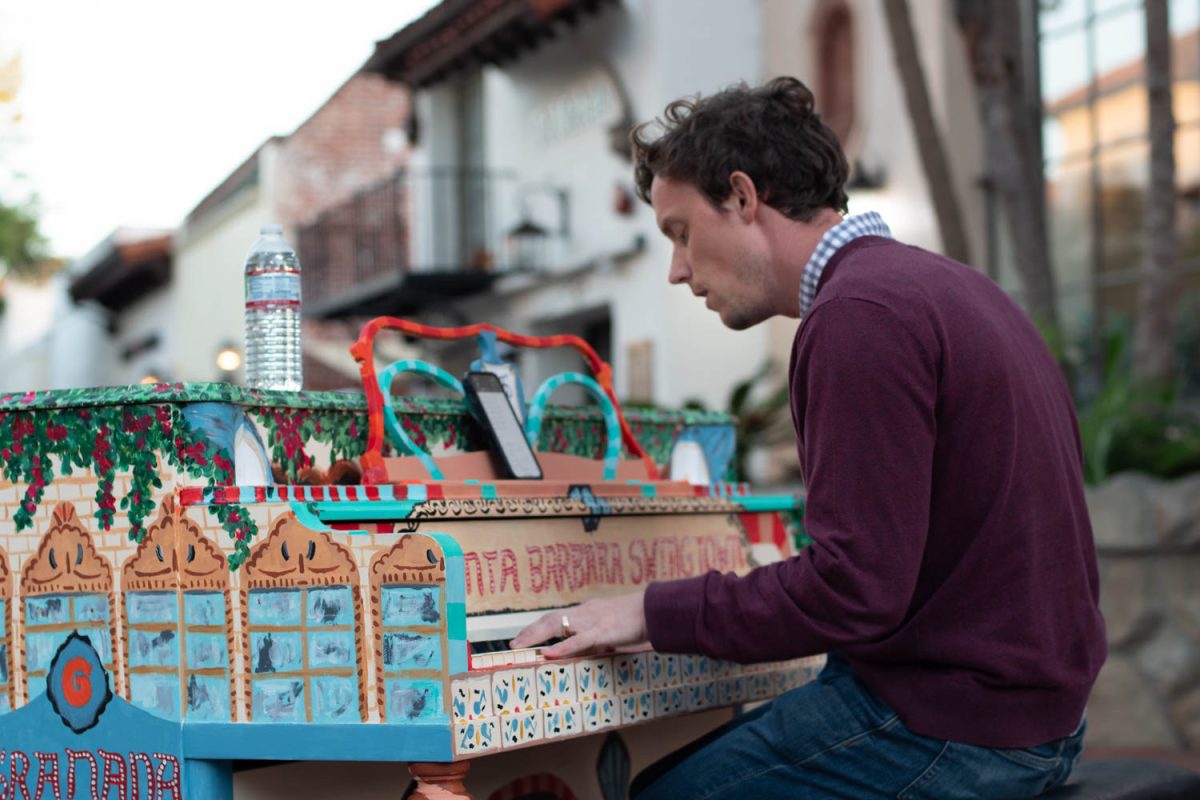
[632,77,849,222]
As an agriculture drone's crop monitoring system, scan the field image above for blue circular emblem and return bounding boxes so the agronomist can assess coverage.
[46,631,113,733]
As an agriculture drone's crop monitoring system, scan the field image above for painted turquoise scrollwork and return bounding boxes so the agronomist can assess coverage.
[526,373,622,480]
[378,360,465,480]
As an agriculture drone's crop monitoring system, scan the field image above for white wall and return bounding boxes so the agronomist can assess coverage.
[411,0,774,412]
[0,276,60,391]
[170,143,282,383]
[49,295,115,389]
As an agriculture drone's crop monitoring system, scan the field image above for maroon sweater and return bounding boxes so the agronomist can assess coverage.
[645,237,1107,748]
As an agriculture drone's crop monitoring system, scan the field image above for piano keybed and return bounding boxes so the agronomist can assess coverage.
[452,649,826,755]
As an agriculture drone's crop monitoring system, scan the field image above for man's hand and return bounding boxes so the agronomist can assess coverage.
[510,590,648,659]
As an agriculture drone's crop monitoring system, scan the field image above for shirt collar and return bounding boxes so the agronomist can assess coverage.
[799,211,893,315]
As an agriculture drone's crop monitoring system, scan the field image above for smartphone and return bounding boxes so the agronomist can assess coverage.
[462,371,543,480]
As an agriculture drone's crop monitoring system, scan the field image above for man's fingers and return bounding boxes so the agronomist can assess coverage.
[543,629,598,659]
[511,607,575,649]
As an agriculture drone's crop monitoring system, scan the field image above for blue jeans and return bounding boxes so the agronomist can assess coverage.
[630,655,1086,799]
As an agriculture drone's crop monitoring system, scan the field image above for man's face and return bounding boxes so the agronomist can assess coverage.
[650,175,777,330]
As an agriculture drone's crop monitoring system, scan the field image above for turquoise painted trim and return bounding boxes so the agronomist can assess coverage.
[431,532,464,560]
[289,502,335,532]
[378,360,465,480]
[184,759,232,800]
[481,484,498,500]
[443,555,464,603]
[446,602,467,641]
[640,484,656,497]
[404,484,425,502]
[310,500,420,522]
[181,722,454,761]
[239,487,256,504]
[736,495,805,512]
[429,533,468,674]
[448,640,468,675]
[526,372,622,479]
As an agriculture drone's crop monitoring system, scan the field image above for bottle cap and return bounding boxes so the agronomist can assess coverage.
[248,223,297,259]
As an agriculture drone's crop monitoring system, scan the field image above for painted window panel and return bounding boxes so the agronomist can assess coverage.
[0,598,6,690]
[385,679,442,722]
[26,632,65,673]
[25,595,69,625]
[307,630,356,669]
[130,673,181,719]
[78,627,112,664]
[252,679,306,722]
[306,587,353,626]
[0,695,9,713]
[310,676,359,722]
[73,594,110,622]
[250,631,303,674]
[382,632,441,672]
[186,633,229,670]
[247,589,302,626]
[128,627,180,667]
[184,592,225,627]
[186,674,231,721]
[128,592,178,624]
[381,586,441,627]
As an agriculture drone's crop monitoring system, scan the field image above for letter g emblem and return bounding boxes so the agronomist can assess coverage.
[62,656,93,707]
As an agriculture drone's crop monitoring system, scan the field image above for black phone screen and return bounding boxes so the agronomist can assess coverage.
[463,372,543,480]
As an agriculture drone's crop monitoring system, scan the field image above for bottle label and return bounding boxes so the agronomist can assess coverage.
[246,272,301,306]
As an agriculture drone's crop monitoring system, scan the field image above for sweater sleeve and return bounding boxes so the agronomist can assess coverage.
[645,298,939,661]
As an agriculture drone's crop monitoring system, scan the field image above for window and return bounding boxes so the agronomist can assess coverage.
[20,504,115,704]
[370,533,451,723]
[242,517,365,723]
[121,498,234,720]
[1040,0,1200,341]
[0,549,11,713]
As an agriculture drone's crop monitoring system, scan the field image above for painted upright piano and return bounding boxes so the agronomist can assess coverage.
[0,319,816,799]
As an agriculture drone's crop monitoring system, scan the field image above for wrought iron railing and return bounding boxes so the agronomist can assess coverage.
[298,167,520,316]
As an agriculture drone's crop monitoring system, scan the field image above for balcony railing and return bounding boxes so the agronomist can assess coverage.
[299,167,520,319]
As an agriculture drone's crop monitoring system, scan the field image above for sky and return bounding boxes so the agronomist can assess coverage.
[0,0,439,260]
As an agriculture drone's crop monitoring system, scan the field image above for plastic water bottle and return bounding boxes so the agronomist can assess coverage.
[244,224,303,390]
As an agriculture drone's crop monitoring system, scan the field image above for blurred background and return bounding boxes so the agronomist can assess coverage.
[0,0,1198,775]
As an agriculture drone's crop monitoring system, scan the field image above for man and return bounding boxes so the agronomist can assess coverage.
[513,77,1106,799]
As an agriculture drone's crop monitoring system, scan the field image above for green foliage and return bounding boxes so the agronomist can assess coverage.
[0,193,48,279]
[1067,324,1200,484]
[0,402,258,569]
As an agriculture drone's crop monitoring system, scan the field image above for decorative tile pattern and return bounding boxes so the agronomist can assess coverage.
[582,697,618,732]
[492,668,537,716]
[614,653,648,694]
[536,662,576,708]
[620,691,654,725]
[454,652,826,753]
[543,703,581,738]
[653,687,687,718]
[454,718,498,754]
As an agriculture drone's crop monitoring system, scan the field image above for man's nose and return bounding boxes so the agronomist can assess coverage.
[668,250,691,285]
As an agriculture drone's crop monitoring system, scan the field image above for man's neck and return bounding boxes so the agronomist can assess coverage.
[765,207,843,318]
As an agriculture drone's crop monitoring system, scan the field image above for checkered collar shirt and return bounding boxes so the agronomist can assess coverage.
[799,211,893,315]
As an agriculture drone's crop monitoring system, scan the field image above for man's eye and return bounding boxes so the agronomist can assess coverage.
[679,230,689,246]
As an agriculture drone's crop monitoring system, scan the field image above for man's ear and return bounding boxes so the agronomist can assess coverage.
[728,171,759,223]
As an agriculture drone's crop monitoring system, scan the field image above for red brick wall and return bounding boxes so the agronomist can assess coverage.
[275,73,411,228]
